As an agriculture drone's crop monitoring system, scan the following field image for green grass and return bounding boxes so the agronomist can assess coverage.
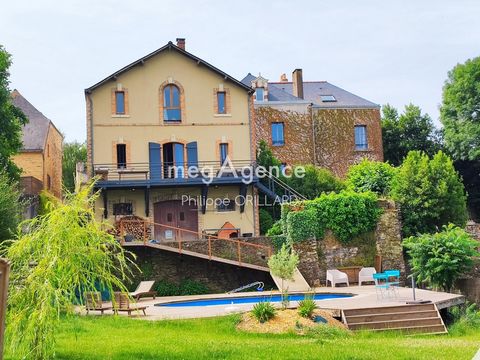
[7,315,480,360]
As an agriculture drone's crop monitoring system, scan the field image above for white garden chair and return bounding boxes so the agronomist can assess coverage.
[358,267,376,286]
[326,269,349,287]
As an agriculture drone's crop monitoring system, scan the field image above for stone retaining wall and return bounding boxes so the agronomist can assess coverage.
[129,247,276,293]
[293,199,406,286]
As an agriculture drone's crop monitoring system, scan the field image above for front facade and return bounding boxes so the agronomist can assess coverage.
[243,70,383,177]
[86,39,259,239]
[11,90,63,200]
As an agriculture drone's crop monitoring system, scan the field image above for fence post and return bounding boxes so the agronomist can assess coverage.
[0,258,10,360]
[208,236,212,260]
[237,241,242,266]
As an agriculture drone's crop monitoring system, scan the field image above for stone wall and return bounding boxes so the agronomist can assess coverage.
[293,199,405,286]
[129,246,276,293]
[253,106,383,178]
[313,108,383,178]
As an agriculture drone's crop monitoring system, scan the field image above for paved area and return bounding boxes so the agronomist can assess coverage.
[80,285,465,320]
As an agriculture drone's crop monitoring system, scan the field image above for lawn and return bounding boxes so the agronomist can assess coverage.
[18,315,480,360]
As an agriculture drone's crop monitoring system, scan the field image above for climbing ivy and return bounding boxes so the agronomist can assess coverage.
[284,191,382,244]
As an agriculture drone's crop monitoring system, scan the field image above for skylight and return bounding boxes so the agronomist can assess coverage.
[320,95,336,102]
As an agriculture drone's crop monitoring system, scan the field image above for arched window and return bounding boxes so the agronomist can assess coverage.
[163,84,181,122]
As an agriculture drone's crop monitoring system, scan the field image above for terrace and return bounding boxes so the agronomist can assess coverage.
[93,160,259,189]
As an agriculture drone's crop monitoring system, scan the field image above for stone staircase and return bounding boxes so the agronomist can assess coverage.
[342,303,447,334]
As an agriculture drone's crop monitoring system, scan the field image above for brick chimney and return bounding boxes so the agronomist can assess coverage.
[176,38,186,50]
[292,69,304,99]
[280,73,288,82]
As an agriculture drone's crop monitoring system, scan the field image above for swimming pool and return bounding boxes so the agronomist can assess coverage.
[156,293,353,307]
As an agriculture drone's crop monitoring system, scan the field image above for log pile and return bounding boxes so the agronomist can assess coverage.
[114,215,151,241]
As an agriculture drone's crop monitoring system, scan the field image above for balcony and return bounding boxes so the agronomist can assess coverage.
[93,160,258,189]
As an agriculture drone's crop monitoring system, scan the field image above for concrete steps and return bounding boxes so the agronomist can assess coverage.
[342,303,447,334]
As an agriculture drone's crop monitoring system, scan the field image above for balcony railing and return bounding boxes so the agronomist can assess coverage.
[93,160,256,183]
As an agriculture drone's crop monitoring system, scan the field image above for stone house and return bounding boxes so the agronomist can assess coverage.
[11,90,63,208]
[85,39,264,238]
[242,70,383,177]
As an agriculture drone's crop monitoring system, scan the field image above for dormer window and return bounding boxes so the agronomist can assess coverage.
[252,74,268,102]
[255,87,264,101]
[163,84,181,122]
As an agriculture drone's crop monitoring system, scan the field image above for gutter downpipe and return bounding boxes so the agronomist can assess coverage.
[247,93,258,237]
[310,103,316,165]
[86,92,94,178]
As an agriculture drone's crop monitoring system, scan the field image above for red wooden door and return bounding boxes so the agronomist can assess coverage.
[153,200,198,241]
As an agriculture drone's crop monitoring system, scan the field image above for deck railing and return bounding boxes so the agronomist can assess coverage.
[94,160,255,182]
[118,218,272,268]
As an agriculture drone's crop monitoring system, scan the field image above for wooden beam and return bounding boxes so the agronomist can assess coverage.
[239,183,247,213]
[102,188,108,218]
[201,185,208,214]
[144,187,150,217]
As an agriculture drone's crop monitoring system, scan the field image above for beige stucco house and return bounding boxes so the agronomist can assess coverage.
[85,39,261,239]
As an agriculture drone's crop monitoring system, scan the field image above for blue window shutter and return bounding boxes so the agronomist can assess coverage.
[149,142,162,180]
[186,141,198,168]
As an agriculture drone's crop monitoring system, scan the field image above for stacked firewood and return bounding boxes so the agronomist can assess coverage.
[113,215,152,241]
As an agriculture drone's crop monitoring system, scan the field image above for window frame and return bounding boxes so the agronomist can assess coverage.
[271,122,285,146]
[217,91,227,114]
[255,87,264,101]
[115,91,126,115]
[113,202,133,216]
[216,199,236,212]
[354,125,368,150]
[163,84,182,122]
[219,143,229,165]
[116,143,127,169]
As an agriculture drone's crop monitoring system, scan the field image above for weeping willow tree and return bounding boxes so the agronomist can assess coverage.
[1,182,135,360]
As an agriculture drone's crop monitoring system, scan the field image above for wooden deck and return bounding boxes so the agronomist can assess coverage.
[80,285,465,321]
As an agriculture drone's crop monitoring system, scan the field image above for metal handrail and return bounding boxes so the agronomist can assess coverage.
[118,218,272,264]
[262,168,307,200]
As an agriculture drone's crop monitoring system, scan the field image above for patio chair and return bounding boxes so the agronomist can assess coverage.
[129,281,157,301]
[84,291,112,315]
[373,273,390,300]
[326,269,349,287]
[113,292,147,316]
[385,269,400,297]
[358,267,376,286]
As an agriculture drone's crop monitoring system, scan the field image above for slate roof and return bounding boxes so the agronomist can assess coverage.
[11,90,52,151]
[86,42,252,93]
[241,73,379,108]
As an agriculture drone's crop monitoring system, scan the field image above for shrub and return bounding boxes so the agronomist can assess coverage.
[346,159,396,195]
[403,224,479,292]
[266,220,283,236]
[179,279,210,295]
[298,297,317,318]
[286,165,345,199]
[0,171,23,242]
[251,301,276,323]
[284,191,382,244]
[154,279,210,297]
[449,303,480,334]
[391,150,467,237]
[286,208,320,243]
[259,208,274,235]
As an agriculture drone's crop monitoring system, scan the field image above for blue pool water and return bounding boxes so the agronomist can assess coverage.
[156,293,353,307]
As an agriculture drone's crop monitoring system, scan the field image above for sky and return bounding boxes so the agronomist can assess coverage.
[1,0,479,142]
